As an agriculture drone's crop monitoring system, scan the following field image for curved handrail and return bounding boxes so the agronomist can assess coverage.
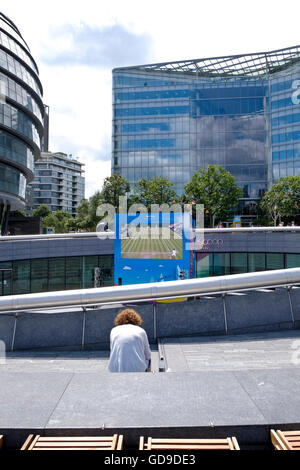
[0,267,300,313]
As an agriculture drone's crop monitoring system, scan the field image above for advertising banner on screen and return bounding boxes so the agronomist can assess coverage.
[114,212,192,285]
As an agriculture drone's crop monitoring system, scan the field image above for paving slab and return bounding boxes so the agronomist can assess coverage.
[45,371,266,430]
[0,372,73,428]
[1,331,300,449]
[161,330,300,372]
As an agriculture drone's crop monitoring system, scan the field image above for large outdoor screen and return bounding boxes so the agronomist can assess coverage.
[120,217,183,260]
[114,212,192,285]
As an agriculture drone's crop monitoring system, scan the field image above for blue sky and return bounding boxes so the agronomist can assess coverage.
[3,0,300,197]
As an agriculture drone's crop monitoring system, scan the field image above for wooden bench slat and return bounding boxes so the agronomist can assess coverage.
[28,435,41,451]
[32,447,108,451]
[34,442,114,448]
[277,431,293,450]
[117,435,123,450]
[232,437,240,450]
[147,444,232,450]
[20,434,35,451]
[21,434,122,451]
[141,436,239,450]
[37,437,115,442]
[150,438,229,444]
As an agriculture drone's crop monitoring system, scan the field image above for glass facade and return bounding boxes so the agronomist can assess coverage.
[0,12,44,214]
[196,252,300,277]
[0,255,114,296]
[112,47,300,212]
[270,65,300,181]
[29,152,85,215]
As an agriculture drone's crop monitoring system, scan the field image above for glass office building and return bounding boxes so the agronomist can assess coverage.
[112,46,300,216]
[0,12,44,232]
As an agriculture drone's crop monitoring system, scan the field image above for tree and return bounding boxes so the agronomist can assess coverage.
[100,174,130,209]
[184,165,242,227]
[73,175,131,231]
[43,210,72,233]
[260,176,300,226]
[133,177,178,209]
[32,204,51,218]
[10,210,27,218]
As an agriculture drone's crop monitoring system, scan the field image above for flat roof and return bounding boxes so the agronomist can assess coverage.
[114,45,300,78]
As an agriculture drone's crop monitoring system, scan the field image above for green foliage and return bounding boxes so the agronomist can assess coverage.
[32,204,51,218]
[133,177,178,209]
[43,210,72,233]
[184,165,242,227]
[10,210,27,218]
[260,176,300,226]
[73,174,131,231]
[100,173,130,208]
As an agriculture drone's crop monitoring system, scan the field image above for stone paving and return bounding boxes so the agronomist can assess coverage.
[1,331,300,449]
[1,346,159,373]
[160,330,300,372]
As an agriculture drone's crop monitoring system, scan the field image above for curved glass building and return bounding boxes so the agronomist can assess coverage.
[0,12,44,232]
[112,46,300,219]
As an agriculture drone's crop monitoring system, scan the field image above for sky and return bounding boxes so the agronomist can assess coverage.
[3,0,300,198]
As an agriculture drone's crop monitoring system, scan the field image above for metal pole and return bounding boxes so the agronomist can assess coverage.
[287,286,295,326]
[81,307,86,351]
[222,294,228,335]
[11,312,18,352]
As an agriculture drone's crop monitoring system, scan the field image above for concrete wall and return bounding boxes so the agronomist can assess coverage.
[0,287,298,351]
[0,237,114,262]
[0,231,300,264]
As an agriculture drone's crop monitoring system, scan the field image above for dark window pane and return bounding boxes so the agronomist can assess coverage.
[99,255,114,286]
[248,253,265,272]
[48,258,65,291]
[31,259,48,292]
[266,253,284,270]
[231,253,247,274]
[66,257,82,290]
[286,254,300,268]
[213,253,230,276]
[13,260,30,294]
[196,253,213,277]
[82,256,99,289]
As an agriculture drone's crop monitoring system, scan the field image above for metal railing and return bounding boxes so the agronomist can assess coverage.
[0,267,300,313]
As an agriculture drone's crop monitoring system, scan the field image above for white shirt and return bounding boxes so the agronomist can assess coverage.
[108,324,152,372]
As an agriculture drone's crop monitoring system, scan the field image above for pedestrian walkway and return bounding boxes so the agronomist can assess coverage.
[159,330,300,372]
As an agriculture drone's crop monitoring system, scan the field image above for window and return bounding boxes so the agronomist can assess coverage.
[230,253,247,274]
[266,253,284,270]
[66,257,82,290]
[286,254,300,268]
[13,260,30,294]
[48,258,65,291]
[248,253,265,272]
[82,256,98,288]
[31,259,48,292]
[213,253,230,276]
[196,253,213,277]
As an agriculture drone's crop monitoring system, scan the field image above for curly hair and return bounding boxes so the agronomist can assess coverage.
[114,308,142,326]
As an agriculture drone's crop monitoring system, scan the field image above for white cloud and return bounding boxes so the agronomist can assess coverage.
[2,0,300,199]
